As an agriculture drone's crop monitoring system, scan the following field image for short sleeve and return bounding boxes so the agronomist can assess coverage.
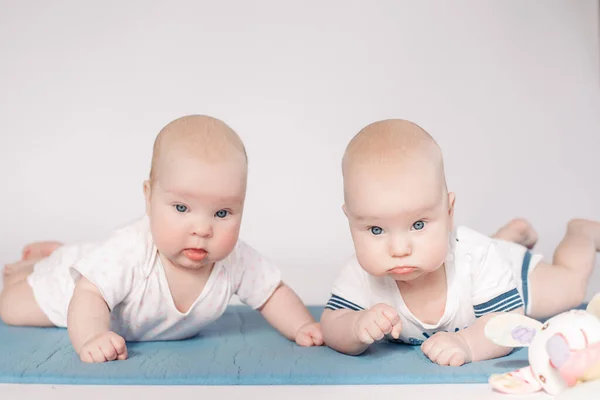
[70,222,149,310]
[471,241,523,318]
[232,241,282,309]
[325,256,368,311]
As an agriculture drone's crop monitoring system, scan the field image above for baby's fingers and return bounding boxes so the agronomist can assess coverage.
[448,351,467,367]
[374,313,393,334]
[89,346,108,363]
[80,350,94,363]
[381,308,400,326]
[309,327,324,346]
[295,332,314,347]
[365,323,385,341]
[421,335,442,359]
[434,347,465,366]
[109,334,128,360]
[356,327,375,344]
[390,320,403,339]
[99,341,118,361]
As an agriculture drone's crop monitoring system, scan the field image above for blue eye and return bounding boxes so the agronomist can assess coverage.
[412,221,426,231]
[370,226,383,235]
[174,204,188,213]
[215,209,229,218]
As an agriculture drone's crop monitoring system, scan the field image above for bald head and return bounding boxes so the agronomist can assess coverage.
[343,119,442,173]
[149,115,247,183]
[342,119,448,202]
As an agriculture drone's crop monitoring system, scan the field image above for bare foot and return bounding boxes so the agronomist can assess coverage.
[492,218,538,249]
[21,241,62,261]
[2,260,35,287]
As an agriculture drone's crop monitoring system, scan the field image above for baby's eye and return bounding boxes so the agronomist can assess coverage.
[412,221,426,231]
[174,204,188,213]
[370,226,383,235]
[215,209,229,219]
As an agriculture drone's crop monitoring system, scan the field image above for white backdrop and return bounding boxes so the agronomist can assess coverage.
[1,0,599,305]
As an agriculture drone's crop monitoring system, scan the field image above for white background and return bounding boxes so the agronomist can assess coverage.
[1,0,599,309]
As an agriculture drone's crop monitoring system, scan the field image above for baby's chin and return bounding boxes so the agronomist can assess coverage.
[160,252,213,270]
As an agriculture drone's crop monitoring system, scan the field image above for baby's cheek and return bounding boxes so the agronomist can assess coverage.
[214,227,240,258]
[151,214,181,254]
[355,240,382,275]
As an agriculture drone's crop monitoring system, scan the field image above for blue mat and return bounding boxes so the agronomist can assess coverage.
[0,305,528,385]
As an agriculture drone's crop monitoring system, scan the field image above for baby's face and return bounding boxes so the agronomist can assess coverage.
[145,154,246,270]
[344,162,453,282]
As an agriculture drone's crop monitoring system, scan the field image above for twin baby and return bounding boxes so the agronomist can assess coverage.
[1,115,599,367]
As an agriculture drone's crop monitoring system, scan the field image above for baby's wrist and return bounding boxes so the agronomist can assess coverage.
[351,310,367,342]
[294,319,314,336]
[455,330,474,362]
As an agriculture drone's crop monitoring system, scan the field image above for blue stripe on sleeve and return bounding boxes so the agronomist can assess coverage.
[325,294,365,311]
[474,288,524,317]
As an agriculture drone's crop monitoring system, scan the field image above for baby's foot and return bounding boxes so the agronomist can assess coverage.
[21,241,63,261]
[493,218,538,249]
[2,259,35,285]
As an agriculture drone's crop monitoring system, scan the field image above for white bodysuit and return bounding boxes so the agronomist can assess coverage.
[27,216,281,341]
[325,226,542,345]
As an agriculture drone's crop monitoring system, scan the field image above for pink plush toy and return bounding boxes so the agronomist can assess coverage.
[484,294,600,396]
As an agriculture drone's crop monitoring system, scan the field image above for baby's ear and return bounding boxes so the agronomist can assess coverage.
[448,192,456,217]
[485,313,542,347]
[447,192,456,229]
[143,180,152,214]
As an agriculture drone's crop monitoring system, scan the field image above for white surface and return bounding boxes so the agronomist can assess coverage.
[4,382,600,399]
[0,384,553,400]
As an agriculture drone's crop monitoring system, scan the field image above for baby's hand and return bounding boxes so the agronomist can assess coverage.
[354,303,402,345]
[421,331,472,366]
[295,322,324,347]
[79,331,128,363]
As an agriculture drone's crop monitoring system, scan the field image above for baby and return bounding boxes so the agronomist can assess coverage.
[320,119,600,366]
[0,115,323,363]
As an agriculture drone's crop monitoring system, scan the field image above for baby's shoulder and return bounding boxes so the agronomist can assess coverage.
[453,225,495,264]
[338,254,381,284]
[218,238,268,272]
[103,216,156,273]
[111,216,153,249]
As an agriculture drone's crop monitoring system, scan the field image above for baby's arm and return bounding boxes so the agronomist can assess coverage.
[458,308,523,361]
[67,277,127,363]
[421,307,523,366]
[259,282,323,346]
[321,304,402,355]
[321,308,366,355]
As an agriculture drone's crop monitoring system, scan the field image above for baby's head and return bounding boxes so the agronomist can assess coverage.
[342,119,455,282]
[144,115,248,270]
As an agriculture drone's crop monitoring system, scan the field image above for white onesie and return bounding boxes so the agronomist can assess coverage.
[27,216,282,341]
[325,226,543,345]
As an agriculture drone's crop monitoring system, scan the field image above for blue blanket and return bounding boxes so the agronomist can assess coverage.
[0,306,528,385]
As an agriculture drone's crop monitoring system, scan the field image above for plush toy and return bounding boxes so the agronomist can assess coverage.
[484,294,600,396]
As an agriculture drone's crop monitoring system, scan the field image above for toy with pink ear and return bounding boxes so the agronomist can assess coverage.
[484,293,600,396]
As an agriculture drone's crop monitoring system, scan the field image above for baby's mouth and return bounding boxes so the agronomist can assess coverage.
[183,248,207,261]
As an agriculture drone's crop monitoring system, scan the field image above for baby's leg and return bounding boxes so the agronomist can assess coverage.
[528,219,600,319]
[22,241,63,261]
[491,218,538,249]
[0,260,53,326]
[3,259,36,287]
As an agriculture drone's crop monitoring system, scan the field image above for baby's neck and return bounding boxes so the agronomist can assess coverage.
[396,264,446,291]
[158,252,215,278]
[396,265,448,325]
